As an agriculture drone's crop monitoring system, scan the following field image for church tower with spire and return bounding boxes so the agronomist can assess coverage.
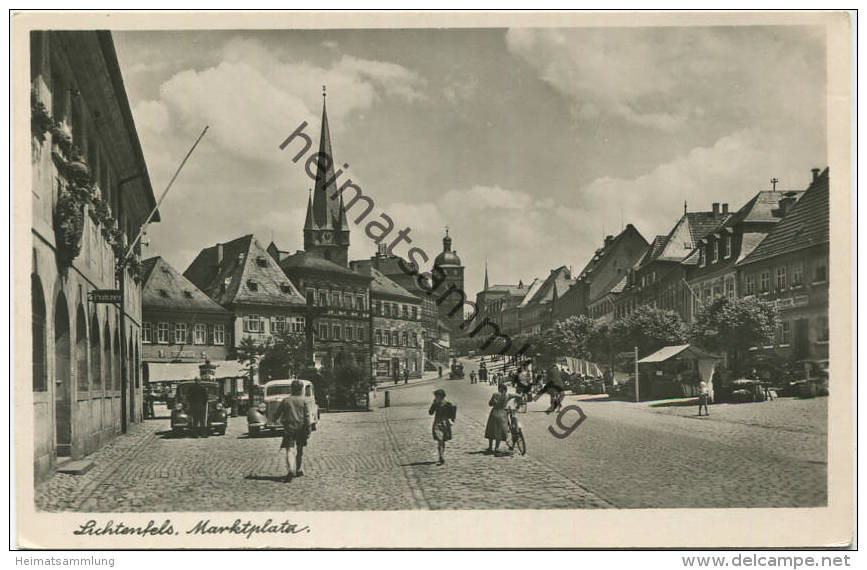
[303,86,351,267]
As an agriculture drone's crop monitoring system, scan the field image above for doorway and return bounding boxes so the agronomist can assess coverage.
[53,294,71,457]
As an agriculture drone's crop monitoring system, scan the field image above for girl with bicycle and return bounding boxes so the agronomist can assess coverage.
[485,383,521,454]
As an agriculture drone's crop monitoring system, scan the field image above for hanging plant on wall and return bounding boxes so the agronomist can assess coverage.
[30,90,54,144]
[53,188,85,262]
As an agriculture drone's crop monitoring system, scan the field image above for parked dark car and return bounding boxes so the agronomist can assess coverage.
[170,381,228,436]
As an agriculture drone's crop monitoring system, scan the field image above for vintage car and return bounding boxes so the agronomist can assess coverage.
[246,379,319,436]
[448,361,465,380]
[170,380,228,436]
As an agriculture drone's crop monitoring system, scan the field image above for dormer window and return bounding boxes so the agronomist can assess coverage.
[159,288,169,298]
[183,290,193,299]
[280,283,292,294]
[256,256,268,268]
[712,240,719,263]
[247,280,258,291]
[698,247,706,268]
[724,235,732,259]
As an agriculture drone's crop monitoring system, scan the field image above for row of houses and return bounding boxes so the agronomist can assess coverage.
[139,95,462,393]
[476,167,830,364]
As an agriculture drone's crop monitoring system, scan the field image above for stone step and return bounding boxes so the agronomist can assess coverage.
[55,459,94,475]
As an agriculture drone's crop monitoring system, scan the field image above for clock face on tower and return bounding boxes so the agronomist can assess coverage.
[321,231,332,243]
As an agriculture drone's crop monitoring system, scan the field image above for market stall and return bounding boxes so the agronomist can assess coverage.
[637,344,722,402]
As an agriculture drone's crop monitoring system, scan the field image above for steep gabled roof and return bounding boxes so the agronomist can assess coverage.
[526,266,574,306]
[184,235,307,307]
[517,278,543,308]
[352,263,420,303]
[739,168,829,266]
[575,224,647,282]
[143,257,230,314]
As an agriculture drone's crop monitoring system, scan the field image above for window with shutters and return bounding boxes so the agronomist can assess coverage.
[243,314,260,333]
[760,271,770,293]
[213,324,225,345]
[193,323,206,345]
[157,322,170,344]
[776,266,787,290]
[271,316,286,333]
[792,262,804,286]
[174,323,187,345]
[745,274,756,296]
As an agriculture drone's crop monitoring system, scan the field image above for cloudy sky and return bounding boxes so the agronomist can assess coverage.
[114,26,826,298]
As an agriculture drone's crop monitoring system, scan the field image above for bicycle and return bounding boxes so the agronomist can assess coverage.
[505,407,526,455]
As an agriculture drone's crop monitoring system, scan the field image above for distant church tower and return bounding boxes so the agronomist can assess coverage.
[303,87,350,266]
[433,228,465,326]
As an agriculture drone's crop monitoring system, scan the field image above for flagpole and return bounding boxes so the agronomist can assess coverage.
[122,126,209,262]
[117,126,208,432]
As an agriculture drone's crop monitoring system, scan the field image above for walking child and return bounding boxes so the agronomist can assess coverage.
[429,389,456,465]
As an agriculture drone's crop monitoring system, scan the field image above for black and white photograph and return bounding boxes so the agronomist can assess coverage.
[13,11,854,550]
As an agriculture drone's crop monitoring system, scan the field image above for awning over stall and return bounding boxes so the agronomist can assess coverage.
[144,360,248,383]
[637,344,720,364]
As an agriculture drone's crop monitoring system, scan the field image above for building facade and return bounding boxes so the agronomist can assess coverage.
[555,224,648,323]
[736,168,829,362]
[351,262,424,380]
[685,189,804,318]
[361,245,444,367]
[615,205,731,323]
[30,31,158,481]
[183,234,310,380]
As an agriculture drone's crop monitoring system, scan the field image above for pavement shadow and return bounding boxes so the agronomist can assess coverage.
[244,474,286,482]
[649,399,700,408]
[236,431,282,440]
[400,460,438,466]
[155,429,185,439]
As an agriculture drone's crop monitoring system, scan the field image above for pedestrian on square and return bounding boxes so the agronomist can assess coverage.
[438,365,443,378]
[275,380,311,482]
[698,380,710,416]
[187,377,209,438]
[470,370,477,384]
[429,389,456,465]
[404,368,409,384]
[485,383,513,454]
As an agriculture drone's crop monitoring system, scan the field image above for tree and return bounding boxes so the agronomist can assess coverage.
[611,305,687,358]
[236,335,264,393]
[536,315,596,361]
[259,329,307,381]
[690,296,777,372]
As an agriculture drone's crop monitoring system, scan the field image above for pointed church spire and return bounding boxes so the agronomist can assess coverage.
[312,86,339,229]
[303,188,314,231]
[484,259,489,290]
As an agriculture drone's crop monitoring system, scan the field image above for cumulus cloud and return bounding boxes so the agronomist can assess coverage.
[506,26,826,133]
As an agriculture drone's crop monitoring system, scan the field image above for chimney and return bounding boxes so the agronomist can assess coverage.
[812,168,820,182]
[377,243,388,257]
[215,243,223,266]
[722,203,729,215]
[712,203,720,215]
[777,195,797,217]
[604,235,614,247]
